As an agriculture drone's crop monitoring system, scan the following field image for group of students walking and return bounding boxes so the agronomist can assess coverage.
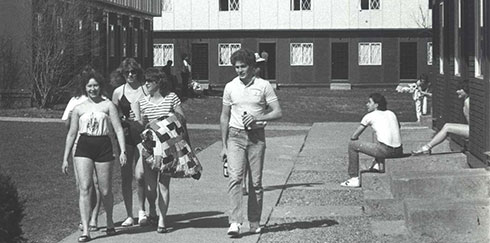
[61,48,282,242]
[61,48,470,242]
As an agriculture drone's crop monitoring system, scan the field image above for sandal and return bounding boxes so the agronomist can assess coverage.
[412,145,432,156]
[106,228,116,236]
[88,225,98,232]
[78,235,91,242]
[157,226,169,233]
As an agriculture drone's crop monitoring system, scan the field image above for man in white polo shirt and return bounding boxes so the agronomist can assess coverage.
[341,93,403,188]
[220,48,282,237]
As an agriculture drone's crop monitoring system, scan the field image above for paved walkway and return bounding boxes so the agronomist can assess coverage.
[58,130,307,242]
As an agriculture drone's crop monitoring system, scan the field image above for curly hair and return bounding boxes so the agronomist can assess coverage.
[144,67,171,96]
[75,65,107,98]
[230,48,256,68]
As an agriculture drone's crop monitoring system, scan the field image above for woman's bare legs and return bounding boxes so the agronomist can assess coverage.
[157,175,171,229]
[89,172,101,228]
[134,148,147,224]
[94,161,115,230]
[427,123,469,148]
[142,157,158,221]
[74,157,95,237]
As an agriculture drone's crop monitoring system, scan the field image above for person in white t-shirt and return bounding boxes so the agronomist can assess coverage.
[220,48,282,236]
[341,93,403,188]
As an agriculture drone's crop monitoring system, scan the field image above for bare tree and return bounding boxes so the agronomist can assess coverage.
[30,0,93,108]
[411,4,432,30]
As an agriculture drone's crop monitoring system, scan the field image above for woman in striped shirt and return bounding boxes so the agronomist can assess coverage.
[132,67,184,233]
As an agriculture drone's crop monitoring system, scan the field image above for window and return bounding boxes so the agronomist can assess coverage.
[439,3,444,74]
[290,43,313,66]
[56,16,63,32]
[291,0,311,11]
[360,0,380,10]
[121,27,127,57]
[220,0,239,11]
[358,42,382,65]
[153,44,174,66]
[109,24,115,57]
[162,0,172,12]
[475,0,484,78]
[428,0,432,9]
[454,0,461,75]
[219,43,241,66]
[92,22,100,57]
[427,42,433,65]
[143,29,149,58]
[134,28,139,57]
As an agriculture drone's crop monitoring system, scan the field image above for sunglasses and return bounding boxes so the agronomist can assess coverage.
[124,70,137,75]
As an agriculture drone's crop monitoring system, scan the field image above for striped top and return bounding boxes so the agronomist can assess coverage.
[139,92,181,124]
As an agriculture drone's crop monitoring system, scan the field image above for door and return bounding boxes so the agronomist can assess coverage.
[191,43,208,80]
[400,42,417,79]
[258,43,276,80]
[331,43,349,80]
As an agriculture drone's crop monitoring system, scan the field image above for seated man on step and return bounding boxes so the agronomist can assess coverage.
[341,93,403,188]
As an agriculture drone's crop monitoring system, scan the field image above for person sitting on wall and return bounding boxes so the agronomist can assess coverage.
[412,79,469,155]
[340,93,403,188]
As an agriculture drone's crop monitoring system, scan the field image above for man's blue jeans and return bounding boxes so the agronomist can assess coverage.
[227,127,266,224]
[348,140,403,177]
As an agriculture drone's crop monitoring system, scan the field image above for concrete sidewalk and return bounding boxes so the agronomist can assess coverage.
[58,132,307,243]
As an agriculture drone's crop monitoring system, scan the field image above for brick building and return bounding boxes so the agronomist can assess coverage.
[0,0,161,107]
[431,0,489,167]
[153,0,432,89]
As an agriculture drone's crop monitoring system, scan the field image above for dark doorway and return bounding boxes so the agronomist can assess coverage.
[331,43,349,80]
[400,42,417,79]
[191,43,209,80]
[258,43,276,80]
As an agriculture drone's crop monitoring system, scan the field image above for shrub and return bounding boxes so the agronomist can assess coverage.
[0,172,25,243]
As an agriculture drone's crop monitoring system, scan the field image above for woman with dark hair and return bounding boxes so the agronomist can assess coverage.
[412,80,469,155]
[62,66,127,242]
[111,58,148,226]
[340,93,403,188]
[132,67,185,233]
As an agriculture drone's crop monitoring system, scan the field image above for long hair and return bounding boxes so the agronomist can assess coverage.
[144,67,171,97]
[119,57,143,83]
[369,93,387,111]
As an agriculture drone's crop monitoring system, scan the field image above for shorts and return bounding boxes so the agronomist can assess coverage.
[74,135,114,162]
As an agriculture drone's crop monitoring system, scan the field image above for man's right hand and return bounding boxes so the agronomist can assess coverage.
[219,147,227,162]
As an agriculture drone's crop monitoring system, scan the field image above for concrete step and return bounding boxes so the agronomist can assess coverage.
[402,139,453,154]
[404,198,490,243]
[390,169,490,200]
[384,152,467,174]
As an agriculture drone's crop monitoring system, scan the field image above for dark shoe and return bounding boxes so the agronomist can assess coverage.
[411,145,432,156]
[366,162,384,173]
[78,235,91,242]
[106,228,116,236]
[157,226,168,233]
[88,225,98,232]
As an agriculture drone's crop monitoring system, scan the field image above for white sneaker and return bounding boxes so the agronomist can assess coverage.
[227,222,241,237]
[340,177,360,187]
[138,210,148,225]
[121,217,134,227]
[249,222,262,234]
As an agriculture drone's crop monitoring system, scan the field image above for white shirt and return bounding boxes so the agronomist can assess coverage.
[61,96,88,120]
[222,77,278,129]
[360,110,402,148]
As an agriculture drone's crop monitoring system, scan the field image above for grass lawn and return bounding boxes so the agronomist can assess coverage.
[0,87,416,242]
[0,87,417,123]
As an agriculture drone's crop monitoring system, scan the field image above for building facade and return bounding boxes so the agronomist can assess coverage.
[431,0,489,167]
[153,0,432,89]
[0,0,161,107]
